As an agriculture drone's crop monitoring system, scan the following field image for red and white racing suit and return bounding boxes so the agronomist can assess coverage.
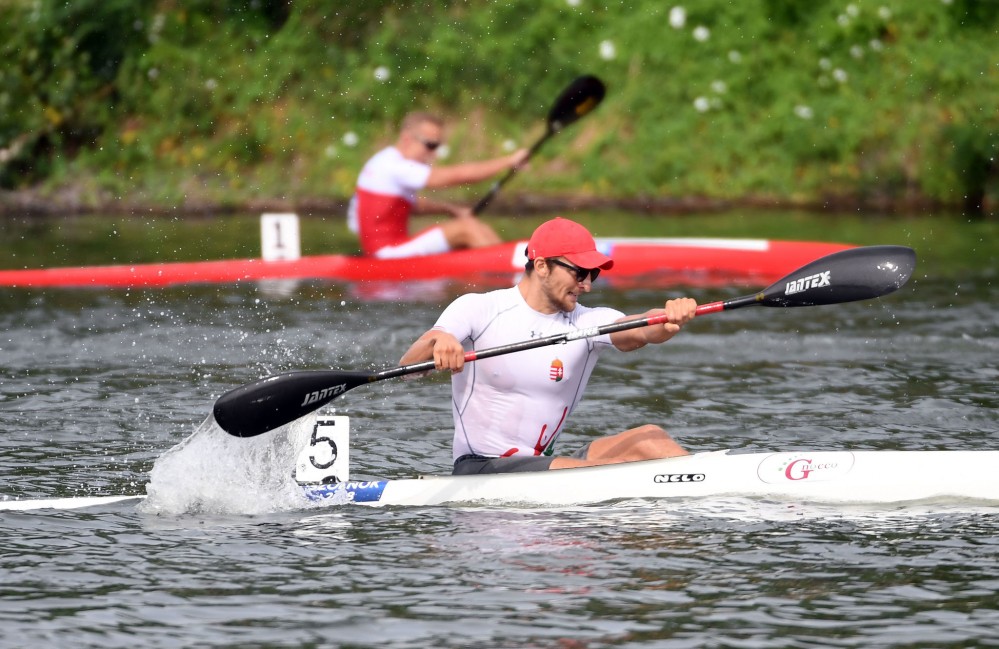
[349,146,445,257]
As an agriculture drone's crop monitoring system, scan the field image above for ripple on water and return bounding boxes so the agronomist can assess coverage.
[1,276,997,647]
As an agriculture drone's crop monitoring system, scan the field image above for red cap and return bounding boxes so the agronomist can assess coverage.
[526,217,614,270]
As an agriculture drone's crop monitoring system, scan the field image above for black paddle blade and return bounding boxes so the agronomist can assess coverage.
[759,245,916,307]
[548,75,606,132]
[213,370,376,437]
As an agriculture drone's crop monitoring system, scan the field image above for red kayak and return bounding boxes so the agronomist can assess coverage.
[0,238,853,288]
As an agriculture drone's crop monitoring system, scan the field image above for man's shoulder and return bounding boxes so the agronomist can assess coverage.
[453,286,518,306]
[446,287,519,316]
[365,146,403,165]
[360,146,430,187]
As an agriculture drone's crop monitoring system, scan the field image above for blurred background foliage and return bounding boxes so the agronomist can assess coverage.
[0,0,996,217]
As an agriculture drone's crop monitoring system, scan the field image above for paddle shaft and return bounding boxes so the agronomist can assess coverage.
[380,309,665,380]
[381,299,735,381]
[472,75,605,215]
[472,130,554,214]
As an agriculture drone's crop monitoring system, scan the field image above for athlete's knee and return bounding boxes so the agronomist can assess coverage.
[441,221,471,247]
[458,223,499,248]
[632,424,670,441]
[630,424,685,457]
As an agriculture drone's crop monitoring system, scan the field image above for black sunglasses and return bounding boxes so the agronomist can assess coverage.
[548,258,600,283]
[414,136,441,151]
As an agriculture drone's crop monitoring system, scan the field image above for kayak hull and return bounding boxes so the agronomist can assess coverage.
[302,450,999,507]
[0,238,853,288]
[5,450,996,512]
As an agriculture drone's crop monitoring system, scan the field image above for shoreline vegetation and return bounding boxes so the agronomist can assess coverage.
[0,188,968,219]
[1,1,996,220]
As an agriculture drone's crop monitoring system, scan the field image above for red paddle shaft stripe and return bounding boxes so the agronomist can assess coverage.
[695,301,726,315]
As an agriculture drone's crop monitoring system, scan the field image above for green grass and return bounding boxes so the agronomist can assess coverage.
[1,1,997,214]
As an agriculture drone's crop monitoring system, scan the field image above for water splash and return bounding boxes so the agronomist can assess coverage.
[139,413,318,516]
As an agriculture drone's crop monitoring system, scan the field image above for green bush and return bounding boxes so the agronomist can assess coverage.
[0,0,996,216]
[0,0,153,187]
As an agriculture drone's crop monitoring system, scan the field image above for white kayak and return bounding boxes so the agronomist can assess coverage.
[5,450,997,512]
[290,418,999,507]
[0,494,145,511]
[5,416,997,512]
[300,448,999,508]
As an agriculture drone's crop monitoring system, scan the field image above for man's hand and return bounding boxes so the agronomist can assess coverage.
[509,148,530,169]
[644,297,697,344]
[431,331,466,372]
[400,329,466,373]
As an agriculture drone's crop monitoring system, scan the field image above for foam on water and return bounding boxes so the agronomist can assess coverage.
[139,413,318,516]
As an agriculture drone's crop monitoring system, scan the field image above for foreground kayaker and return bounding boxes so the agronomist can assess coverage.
[399,217,697,474]
[348,112,528,258]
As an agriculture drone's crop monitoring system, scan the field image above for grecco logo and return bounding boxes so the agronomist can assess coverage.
[757,452,856,484]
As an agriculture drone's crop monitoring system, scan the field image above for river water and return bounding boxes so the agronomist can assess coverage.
[1,263,998,647]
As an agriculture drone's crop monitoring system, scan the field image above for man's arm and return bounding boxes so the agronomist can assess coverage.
[400,328,467,372]
[609,298,697,352]
[424,150,528,188]
[413,196,471,218]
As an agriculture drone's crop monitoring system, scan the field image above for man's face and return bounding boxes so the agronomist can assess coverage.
[402,121,444,163]
[539,257,593,313]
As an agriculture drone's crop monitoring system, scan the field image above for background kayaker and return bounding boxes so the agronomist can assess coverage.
[399,216,697,474]
[348,112,529,258]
